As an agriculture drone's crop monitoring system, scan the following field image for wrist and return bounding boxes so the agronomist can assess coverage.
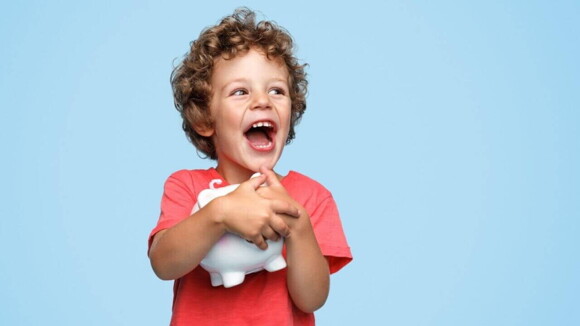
[207,196,227,229]
[287,211,314,241]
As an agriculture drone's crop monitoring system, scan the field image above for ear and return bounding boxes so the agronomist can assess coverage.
[194,123,214,137]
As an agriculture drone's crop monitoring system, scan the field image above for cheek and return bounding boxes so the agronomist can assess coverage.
[215,110,238,130]
[283,115,292,131]
[278,100,292,120]
[279,118,292,142]
[282,106,292,129]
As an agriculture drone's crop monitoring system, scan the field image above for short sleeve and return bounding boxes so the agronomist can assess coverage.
[148,171,198,250]
[309,195,353,274]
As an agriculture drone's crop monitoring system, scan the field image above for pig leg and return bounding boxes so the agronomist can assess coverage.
[221,271,246,288]
[209,272,223,287]
[263,255,287,272]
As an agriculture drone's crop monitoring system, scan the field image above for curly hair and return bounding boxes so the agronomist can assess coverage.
[171,8,308,160]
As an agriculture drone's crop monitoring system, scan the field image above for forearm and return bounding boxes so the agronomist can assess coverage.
[285,214,330,313]
[149,199,226,280]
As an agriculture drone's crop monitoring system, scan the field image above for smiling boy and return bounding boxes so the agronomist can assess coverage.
[200,49,291,183]
[148,8,352,325]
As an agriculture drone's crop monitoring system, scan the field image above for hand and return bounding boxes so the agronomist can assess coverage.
[256,166,306,233]
[215,173,300,250]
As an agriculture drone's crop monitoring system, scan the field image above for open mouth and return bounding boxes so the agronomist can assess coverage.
[244,121,276,151]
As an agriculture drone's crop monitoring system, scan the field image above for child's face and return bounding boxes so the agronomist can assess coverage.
[202,48,292,182]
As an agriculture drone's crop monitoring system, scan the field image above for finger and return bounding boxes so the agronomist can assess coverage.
[269,216,291,238]
[250,235,268,250]
[261,226,280,242]
[255,185,274,199]
[270,199,300,218]
[243,173,267,190]
[259,166,282,187]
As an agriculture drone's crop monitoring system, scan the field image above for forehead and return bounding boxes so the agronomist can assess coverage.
[211,49,289,85]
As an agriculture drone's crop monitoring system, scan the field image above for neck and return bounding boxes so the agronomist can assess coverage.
[215,162,257,185]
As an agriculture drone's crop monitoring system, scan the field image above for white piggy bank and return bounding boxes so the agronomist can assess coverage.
[191,175,286,288]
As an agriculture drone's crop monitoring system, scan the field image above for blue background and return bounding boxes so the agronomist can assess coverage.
[1,1,578,325]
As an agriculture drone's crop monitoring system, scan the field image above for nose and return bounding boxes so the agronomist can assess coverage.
[250,90,271,110]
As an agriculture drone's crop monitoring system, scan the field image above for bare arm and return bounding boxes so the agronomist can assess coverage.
[148,199,227,280]
[258,168,330,312]
[285,211,330,312]
[149,174,300,280]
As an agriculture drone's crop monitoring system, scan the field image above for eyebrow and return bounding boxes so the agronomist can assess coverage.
[269,78,289,84]
[220,78,248,93]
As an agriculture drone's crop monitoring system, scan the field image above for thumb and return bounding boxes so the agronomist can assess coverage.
[259,166,281,187]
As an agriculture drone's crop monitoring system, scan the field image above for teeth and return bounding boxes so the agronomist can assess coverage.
[254,142,272,149]
[252,121,273,129]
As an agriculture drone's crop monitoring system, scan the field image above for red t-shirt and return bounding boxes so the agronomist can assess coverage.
[149,168,352,325]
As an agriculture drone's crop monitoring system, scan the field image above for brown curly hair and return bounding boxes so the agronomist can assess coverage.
[171,8,308,160]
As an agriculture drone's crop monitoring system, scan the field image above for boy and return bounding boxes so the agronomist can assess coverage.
[148,8,352,325]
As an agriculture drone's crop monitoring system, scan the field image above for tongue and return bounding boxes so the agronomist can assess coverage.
[245,129,270,146]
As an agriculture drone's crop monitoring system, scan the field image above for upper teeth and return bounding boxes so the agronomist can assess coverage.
[252,121,273,128]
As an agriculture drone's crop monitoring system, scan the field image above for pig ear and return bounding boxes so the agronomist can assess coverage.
[196,189,211,208]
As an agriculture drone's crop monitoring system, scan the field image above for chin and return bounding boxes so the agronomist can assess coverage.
[247,156,278,172]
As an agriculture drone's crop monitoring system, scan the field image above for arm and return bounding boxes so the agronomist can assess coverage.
[148,199,227,280]
[258,168,330,312]
[149,174,300,280]
[285,211,330,312]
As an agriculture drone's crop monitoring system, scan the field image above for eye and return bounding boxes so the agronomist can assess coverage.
[231,89,248,96]
[268,88,285,95]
